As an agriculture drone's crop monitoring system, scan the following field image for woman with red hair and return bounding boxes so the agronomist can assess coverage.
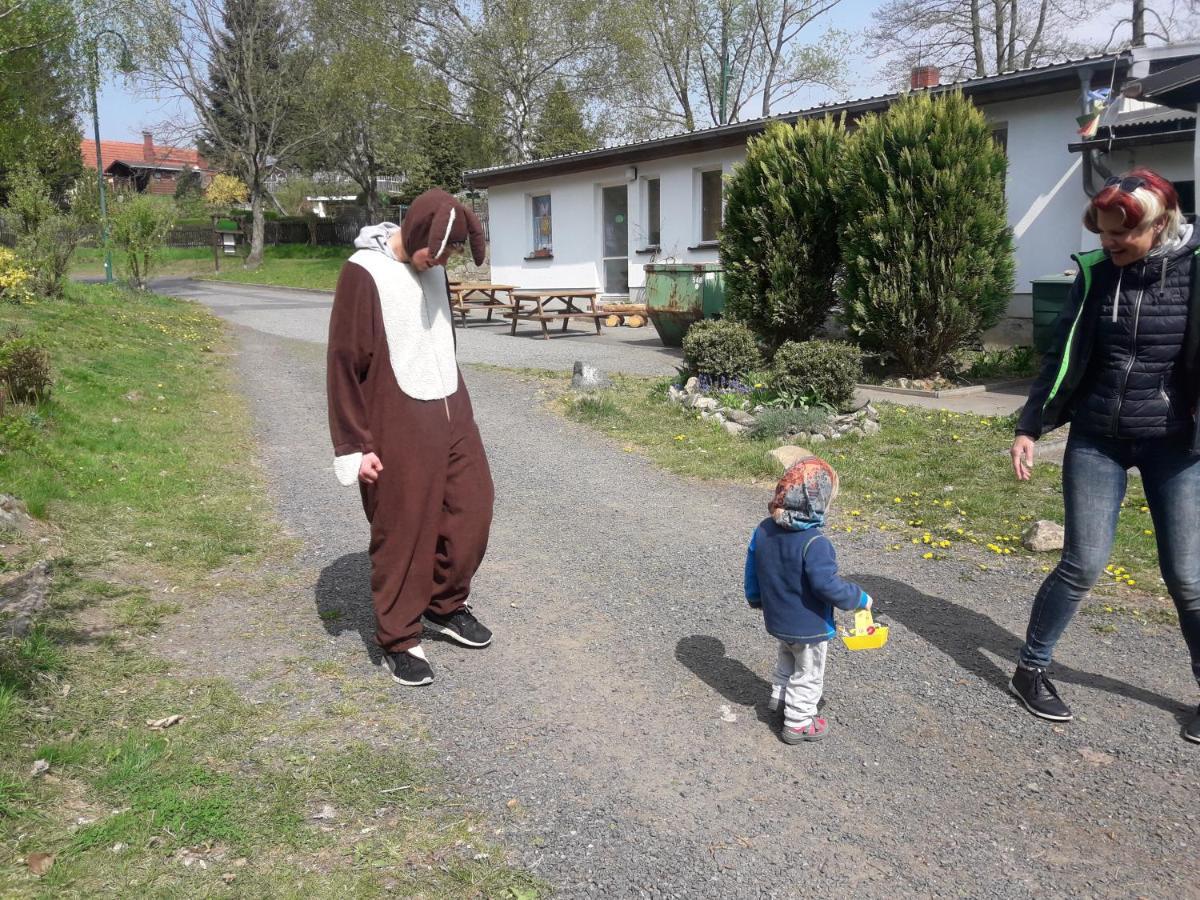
[1008,168,1200,739]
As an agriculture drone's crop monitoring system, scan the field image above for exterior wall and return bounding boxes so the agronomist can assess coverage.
[488,147,746,299]
[486,88,1195,321]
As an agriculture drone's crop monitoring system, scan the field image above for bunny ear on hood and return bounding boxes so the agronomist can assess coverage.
[402,188,487,267]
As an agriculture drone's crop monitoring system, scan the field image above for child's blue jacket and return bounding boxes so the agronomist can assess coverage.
[744,518,869,643]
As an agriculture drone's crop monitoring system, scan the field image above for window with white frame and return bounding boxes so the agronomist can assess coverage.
[530,194,552,254]
[644,177,661,247]
[699,168,723,243]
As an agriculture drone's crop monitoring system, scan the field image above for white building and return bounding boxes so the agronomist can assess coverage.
[466,45,1199,332]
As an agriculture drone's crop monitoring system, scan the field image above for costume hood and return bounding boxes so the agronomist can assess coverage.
[769,455,839,531]
[353,222,402,259]
[402,189,486,266]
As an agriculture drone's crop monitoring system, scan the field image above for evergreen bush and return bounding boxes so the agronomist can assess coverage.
[770,340,862,410]
[839,91,1013,376]
[681,319,762,379]
[721,117,845,349]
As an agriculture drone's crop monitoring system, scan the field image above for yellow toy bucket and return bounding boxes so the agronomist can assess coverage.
[840,609,889,651]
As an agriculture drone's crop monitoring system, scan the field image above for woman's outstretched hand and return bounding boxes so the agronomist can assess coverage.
[1011,435,1035,481]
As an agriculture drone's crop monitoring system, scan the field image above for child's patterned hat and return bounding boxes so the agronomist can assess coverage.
[769,455,839,531]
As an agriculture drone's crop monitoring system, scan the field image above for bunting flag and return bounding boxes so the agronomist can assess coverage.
[1076,113,1101,138]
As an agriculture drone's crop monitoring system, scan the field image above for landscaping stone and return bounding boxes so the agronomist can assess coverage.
[684,377,699,395]
[1022,520,1065,553]
[0,495,33,533]
[0,561,50,637]
[692,397,719,412]
[723,421,748,437]
[862,419,882,435]
[571,361,612,391]
[809,433,826,444]
[767,445,813,470]
[725,409,756,427]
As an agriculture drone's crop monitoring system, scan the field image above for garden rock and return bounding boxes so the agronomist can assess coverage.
[0,561,51,637]
[768,445,813,470]
[570,361,612,391]
[725,409,756,426]
[862,419,882,436]
[1022,520,1065,553]
[0,495,34,533]
[723,421,748,437]
[809,433,827,444]
[692,397,719,412]
[684,377,700,395]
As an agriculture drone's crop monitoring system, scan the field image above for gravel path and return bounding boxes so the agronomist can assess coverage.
[171,280,1193,898]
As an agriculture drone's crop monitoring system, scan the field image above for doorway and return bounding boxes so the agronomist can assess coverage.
[601,185,629,295]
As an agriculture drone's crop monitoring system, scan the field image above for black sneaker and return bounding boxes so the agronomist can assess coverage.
[384,647,434,686]
[1185,705,1200,744]
[1009,665,1073,721]
[424,607,492,648]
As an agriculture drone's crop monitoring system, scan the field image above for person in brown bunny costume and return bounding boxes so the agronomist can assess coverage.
[326,188,493,686]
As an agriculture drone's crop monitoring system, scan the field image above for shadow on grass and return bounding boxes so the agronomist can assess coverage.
[852,573,1190,722]
[674,635,778,727]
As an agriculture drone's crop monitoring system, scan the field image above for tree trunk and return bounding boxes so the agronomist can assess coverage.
[1023,0,1049,67]
[992,0,1005,73]
[246,190,265,270]
[1006,0,1017,70]
[970,0,986,76]
[365,178,381,222]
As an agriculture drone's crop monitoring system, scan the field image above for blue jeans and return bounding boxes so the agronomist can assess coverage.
[1019,430,1200,684]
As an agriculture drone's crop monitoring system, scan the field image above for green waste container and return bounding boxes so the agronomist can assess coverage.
[1031,273,1077,354]
[643,263,726,347]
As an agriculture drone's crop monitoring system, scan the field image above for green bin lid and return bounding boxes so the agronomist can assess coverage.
[643,263,723,273]
[1031,271,1077,284]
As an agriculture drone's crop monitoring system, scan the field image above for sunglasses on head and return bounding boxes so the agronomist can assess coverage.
[1104,175,1147,193]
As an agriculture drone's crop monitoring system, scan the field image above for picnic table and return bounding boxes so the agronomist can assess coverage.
[507,288,605,340]
[447,282,519,327]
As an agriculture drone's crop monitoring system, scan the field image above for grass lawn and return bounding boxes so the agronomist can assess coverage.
[71,245,213,280]
[198,244,352,291]
[0,285,540,896]
[557,374,1167,608]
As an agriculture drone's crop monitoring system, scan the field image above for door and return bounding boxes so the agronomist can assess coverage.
[601,185,629,295]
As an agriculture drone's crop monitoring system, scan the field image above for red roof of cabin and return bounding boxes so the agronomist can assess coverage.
[80,137,212,173]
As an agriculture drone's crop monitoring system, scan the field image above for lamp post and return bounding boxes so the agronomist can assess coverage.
[88,29,134,284]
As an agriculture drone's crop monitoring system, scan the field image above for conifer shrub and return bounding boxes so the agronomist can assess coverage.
[770,340,862,410]
[681,319,762,379]
[839,91,1013,376]
[721,117,846,349]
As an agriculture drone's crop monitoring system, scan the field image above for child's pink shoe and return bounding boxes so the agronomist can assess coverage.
[781,717,828,744]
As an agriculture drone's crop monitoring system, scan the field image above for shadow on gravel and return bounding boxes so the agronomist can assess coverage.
[675,636,778,726]
[856,574,1187,719]
[315,552,382,665]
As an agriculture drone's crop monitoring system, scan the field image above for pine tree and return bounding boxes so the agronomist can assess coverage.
[720,117,846,349]
[839,91,1014,376]
[531,81,595,159]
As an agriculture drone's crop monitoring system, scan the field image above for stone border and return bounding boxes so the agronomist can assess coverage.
[856,378,1033,399]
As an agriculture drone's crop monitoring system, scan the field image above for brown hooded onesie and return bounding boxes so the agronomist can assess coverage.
[326,190,493,653]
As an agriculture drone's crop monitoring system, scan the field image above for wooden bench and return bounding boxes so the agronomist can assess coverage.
[507,289,605,340]
[448,282,519,327]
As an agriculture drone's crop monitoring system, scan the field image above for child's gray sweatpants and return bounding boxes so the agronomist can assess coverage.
[770,639,828,728]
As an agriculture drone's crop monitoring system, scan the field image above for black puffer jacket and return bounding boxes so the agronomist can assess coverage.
[1018,226,1200,443]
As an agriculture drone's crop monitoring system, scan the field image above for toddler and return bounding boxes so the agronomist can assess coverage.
[744,455,872,743]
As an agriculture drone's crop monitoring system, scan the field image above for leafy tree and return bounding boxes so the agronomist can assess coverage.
[0,0,82,204]
[108,193,177,289]
[1,164,81,297]
[839,91,1013,376]
[134,0,315,269]
[531,80,595,159]
[721,116,845,348]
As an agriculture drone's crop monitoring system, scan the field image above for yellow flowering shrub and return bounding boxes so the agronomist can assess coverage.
[0,247,34,304]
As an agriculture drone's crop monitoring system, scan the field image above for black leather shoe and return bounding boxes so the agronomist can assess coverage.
[1009,665,1073,721]
[424,607,493,648]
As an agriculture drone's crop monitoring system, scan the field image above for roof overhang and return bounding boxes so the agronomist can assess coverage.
[105,159,192,174]
[466,55,1127,188]
[1123,56,1200,112]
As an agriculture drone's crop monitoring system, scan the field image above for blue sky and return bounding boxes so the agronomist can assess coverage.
[91,0,1134,144]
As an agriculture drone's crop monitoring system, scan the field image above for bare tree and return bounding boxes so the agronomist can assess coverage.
[869,0,1093,82]
[753,0,847,117]
[127,0,316,268]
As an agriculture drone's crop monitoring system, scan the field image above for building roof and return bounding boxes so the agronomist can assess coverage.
[80,138,211,173]
[1125,55,1200,112]
[465,53,1132,188]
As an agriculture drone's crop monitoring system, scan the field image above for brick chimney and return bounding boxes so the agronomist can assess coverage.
[910,65,940,90]
[142,131,154,161]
